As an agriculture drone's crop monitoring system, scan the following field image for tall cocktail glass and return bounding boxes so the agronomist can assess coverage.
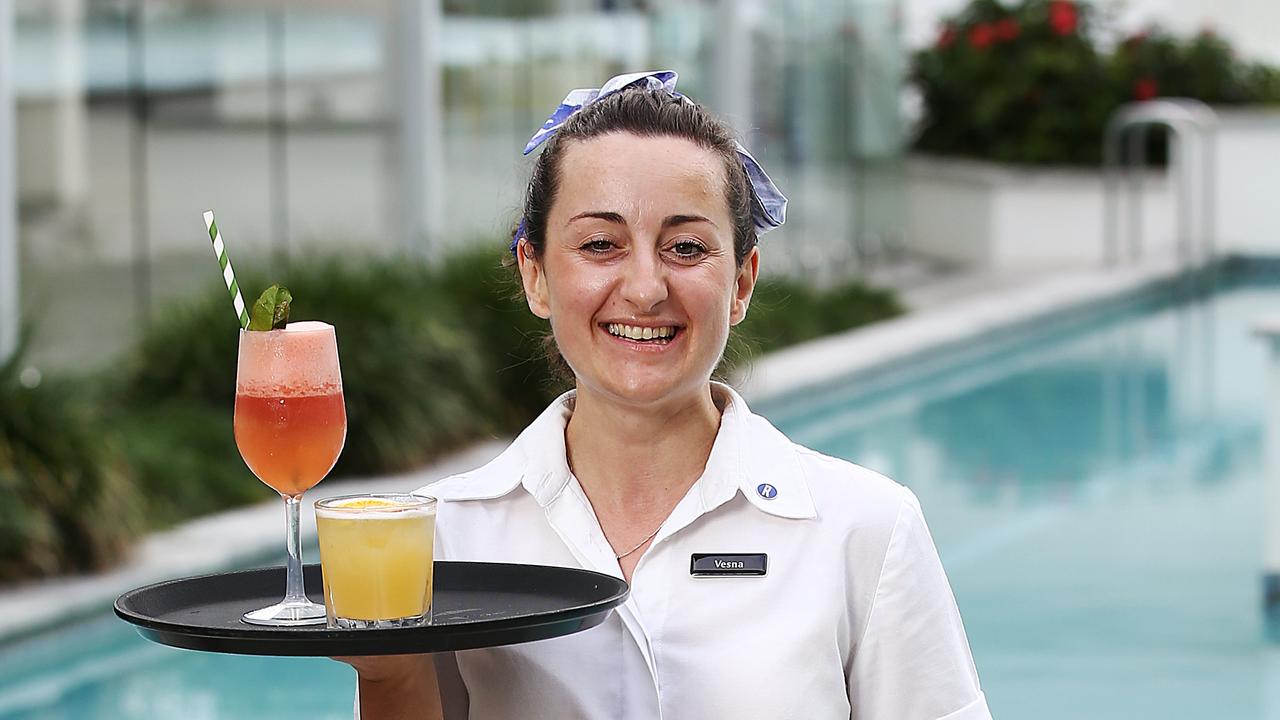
[234,320,347,625]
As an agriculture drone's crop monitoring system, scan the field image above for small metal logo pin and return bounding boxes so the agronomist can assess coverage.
[756,483,778,500]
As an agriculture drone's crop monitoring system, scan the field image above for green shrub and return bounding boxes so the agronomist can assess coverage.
[913,0,1114,165]
[1110,29,1274,105]
[429,248,567,428]
[912,0,1280,166]
[0,341,144,581]
[736,278,904,356]
[109,402,264,527]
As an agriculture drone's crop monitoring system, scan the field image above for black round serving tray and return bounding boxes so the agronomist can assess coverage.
[115,561,628,656]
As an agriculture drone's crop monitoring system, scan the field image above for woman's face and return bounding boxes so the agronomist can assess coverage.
[518,132,759,409]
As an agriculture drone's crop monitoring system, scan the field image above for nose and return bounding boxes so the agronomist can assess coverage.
[619,248,669,313]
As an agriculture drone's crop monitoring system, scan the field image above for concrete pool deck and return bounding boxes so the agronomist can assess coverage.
[0,255,1189,645]
[738,257,1187,403]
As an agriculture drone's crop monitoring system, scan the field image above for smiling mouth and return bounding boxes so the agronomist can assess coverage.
[604,323,682,344]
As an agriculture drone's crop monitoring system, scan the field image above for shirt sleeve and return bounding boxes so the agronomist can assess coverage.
[848,488,992,720]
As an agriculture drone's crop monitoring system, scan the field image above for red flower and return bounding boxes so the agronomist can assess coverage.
[994,18,1021,41]
[936,24,957,49]
[1133,76,1158,101]
[1048,0,1077,36]
[968,23,996,49]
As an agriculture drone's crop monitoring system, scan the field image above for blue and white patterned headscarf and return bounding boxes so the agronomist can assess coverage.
[511,70,787,253]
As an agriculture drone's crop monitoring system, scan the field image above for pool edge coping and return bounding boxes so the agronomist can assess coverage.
[736,256,1196,407]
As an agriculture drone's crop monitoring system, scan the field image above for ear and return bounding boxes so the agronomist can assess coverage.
[729,246,760,326]
[516,238,552,320]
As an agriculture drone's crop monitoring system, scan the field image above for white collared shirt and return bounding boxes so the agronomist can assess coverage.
[413,383,991,720]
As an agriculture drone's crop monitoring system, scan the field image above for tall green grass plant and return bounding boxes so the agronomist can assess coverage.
[0,341,144,580]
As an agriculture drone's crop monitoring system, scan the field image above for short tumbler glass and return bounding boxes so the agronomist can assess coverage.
[314,493,437,629]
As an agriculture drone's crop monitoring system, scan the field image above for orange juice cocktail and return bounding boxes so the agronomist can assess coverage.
[315,494,437,629]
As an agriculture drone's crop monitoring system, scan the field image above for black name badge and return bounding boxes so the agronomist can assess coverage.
[690,553,767,577]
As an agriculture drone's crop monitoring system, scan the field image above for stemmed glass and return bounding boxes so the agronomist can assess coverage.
[234,321,347,625]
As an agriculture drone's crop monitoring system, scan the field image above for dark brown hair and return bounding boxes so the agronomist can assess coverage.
[517,87,758,266]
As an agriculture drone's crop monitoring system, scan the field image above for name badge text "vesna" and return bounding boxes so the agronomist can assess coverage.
[690,553,767,577]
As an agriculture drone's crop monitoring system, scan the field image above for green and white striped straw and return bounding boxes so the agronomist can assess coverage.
[203,210,250,330]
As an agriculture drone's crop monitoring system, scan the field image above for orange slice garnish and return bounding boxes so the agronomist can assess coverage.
[334,497,404,509]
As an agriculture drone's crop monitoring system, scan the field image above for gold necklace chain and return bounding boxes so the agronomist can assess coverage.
[613,522,664,560]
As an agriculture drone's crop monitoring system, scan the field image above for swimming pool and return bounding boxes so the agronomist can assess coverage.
[2,267,1277,718]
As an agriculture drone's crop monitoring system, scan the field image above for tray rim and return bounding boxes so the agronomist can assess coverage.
[113,561,629,654]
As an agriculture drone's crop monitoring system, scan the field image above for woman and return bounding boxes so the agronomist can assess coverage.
[349,71,991,720]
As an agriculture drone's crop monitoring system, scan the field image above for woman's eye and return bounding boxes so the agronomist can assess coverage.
[580,237,616,254]
[671,240,707,258]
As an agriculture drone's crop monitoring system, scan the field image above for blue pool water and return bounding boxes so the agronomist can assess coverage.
[3,271,1279,718]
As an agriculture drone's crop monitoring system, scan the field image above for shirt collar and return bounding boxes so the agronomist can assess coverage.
[427,383,816,521]
[700,383,816,520]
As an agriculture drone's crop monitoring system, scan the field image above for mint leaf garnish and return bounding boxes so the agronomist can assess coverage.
[248,285,292,331]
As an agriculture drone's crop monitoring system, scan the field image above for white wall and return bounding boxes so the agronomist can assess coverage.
[905,156,1178,270]
[905,109,1280,269]
[1215,109,1280,255]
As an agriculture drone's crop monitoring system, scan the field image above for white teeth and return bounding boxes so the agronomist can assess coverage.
[607,324,676,341]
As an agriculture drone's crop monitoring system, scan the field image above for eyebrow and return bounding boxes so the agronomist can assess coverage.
[566,211,718,229]
[567,211,626,226]
[662,214,717,230]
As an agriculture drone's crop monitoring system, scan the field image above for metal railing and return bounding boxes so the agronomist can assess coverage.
[1102,98,1218,269]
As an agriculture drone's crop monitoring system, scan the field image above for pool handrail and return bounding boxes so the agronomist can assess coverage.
[1102,98,1218,271]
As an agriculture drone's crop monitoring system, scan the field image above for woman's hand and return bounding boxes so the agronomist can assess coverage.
[333,654,443,720]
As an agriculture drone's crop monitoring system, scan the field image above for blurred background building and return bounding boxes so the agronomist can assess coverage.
[3,0,1278,367]
[1,0,907,372]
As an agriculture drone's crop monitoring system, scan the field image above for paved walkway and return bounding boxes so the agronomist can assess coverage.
[739,257,1183,402]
